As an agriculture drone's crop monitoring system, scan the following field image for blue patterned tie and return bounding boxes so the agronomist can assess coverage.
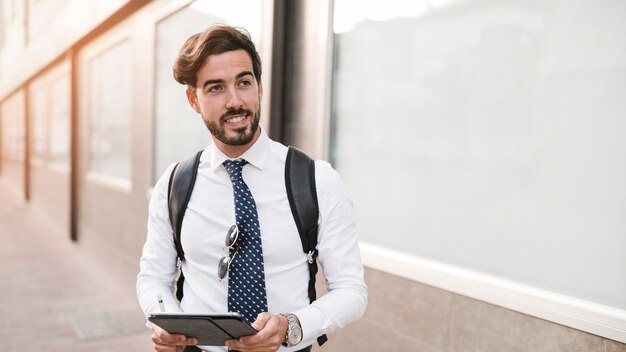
[223,160,267,323]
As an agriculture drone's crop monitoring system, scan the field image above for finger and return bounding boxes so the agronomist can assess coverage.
[251,312,272,331]
[239,328,278,345]
[152,325,178,344]
[152,329,198,346]
[252,313,284,340]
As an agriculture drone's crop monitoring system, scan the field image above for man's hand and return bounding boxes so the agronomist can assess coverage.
[225,312,289,352]
[151,324,198,352]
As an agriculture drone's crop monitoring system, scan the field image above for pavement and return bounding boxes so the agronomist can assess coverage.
[0,179,153,352]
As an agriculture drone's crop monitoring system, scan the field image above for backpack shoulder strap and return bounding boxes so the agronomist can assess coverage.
[167,150,203,261]
[285,146,328,346]
[285,146,319,257]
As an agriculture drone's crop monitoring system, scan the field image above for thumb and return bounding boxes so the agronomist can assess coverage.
[251,312,271,331]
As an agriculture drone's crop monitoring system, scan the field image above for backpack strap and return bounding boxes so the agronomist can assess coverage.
[167,150,202,300]
[285,146,328,346]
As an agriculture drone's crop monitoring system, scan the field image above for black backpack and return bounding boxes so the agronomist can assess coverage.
[167,146,327,346]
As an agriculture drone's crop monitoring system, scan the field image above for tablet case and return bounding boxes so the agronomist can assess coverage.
[148,313,256,346]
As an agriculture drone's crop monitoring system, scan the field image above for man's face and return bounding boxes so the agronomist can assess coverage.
[186,49,262,157]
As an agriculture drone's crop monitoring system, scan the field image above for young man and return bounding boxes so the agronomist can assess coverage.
[136,25,367,352]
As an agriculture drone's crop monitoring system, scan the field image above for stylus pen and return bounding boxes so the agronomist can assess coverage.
[157,294,165,312]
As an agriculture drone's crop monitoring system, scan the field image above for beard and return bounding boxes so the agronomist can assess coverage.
[204,106,261,146]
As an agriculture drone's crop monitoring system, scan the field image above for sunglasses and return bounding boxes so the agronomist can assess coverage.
[217,225,241,281]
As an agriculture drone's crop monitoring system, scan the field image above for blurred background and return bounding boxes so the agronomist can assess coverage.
[0,0,625,351]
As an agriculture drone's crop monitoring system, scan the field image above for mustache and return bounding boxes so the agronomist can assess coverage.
[221,108,251,121]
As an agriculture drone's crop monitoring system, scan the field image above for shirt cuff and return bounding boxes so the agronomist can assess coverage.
[292,305,327,347]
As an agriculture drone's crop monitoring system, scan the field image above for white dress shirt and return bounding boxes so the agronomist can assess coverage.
[137,130,368,351]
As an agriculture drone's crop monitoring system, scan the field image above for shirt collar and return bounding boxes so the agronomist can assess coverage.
[207,128,269,172]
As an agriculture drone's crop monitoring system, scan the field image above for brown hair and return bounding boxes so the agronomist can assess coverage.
[172,25,262,90]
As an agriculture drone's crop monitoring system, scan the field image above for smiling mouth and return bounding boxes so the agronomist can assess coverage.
[222,108,251,125]
[225,114,247,124]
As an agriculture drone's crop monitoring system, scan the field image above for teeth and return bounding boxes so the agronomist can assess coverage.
[226,115,246,123]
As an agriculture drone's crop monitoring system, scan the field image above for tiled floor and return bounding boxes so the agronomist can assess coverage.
[0,180,153,351]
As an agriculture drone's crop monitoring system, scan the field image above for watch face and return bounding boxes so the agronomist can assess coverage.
[282,313,303,347]
[288,325,302,344]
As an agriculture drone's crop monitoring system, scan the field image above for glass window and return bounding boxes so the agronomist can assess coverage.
[29,85,48,160]
[27,63,71,166]
[331,0,626,310]
[1,91,25,160]
[88,39,132,181]
[49,74,70,165]
[152,0,263,183]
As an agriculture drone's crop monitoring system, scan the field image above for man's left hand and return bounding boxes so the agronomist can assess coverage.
[225,312,288,352]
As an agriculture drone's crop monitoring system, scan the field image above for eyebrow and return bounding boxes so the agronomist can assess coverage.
[201,71,254,91]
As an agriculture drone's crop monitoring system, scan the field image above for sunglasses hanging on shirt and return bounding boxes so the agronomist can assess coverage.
[217,225,241,281]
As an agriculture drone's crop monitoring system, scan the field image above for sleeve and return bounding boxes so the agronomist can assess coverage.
[293,160,368,346]
[136,162,184,318]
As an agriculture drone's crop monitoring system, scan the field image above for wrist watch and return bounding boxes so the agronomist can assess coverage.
[280,313,303,347]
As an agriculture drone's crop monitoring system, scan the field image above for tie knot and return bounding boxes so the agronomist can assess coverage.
[223,159,248,181]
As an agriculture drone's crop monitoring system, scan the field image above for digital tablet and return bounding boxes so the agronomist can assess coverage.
[148,312,257,346]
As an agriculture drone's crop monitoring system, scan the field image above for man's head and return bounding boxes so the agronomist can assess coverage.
[173,25,262,90]
[173,25,263,157]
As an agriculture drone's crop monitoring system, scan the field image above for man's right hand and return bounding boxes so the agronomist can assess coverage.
[151,324,198,352]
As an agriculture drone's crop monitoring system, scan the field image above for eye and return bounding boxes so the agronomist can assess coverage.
[239,79,252,87]
[208,85,223,93]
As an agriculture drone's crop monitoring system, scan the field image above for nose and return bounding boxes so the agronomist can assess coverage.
[225,87,244,109]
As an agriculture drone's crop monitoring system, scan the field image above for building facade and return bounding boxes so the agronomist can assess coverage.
[1,0,625,350]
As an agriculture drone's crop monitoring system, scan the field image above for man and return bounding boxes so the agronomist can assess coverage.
[136,25,367,352]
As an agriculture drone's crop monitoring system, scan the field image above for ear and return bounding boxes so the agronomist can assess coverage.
[258,80,263,101]
[186,88,201,114]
